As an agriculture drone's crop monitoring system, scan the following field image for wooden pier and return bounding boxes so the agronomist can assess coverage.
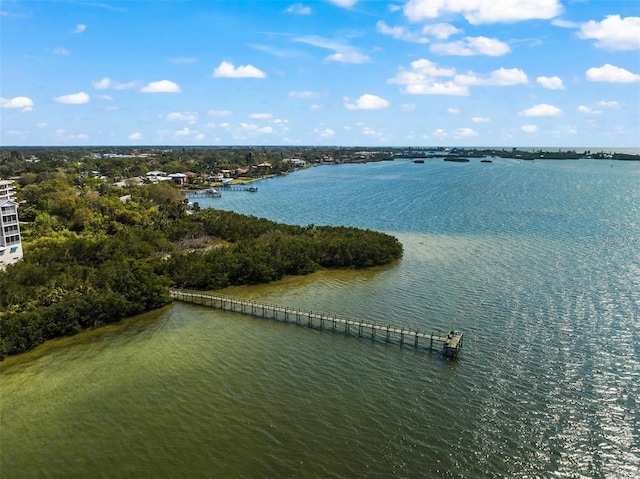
[186,189,222,199]
[220,185,258,192]
[170,290,463,358]
[187,185,258,199]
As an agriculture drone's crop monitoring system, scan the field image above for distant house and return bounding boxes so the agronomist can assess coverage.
[0,199,23,269]
[169,173,188,185]
[145,171,171,183]
[256,162,272,169]
[283,158,305,167]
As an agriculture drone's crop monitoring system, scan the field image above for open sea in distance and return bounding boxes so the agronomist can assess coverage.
[1,156,639,478]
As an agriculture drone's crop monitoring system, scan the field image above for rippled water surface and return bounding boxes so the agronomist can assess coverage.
[2,158,639,478]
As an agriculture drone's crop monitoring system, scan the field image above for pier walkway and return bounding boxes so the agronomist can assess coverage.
[170,290,463,358]
[186,185,258,199]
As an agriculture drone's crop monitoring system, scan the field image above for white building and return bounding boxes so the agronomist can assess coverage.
[0,180,17,201]
[0,199,23,268]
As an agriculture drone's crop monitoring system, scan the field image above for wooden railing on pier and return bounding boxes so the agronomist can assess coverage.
[220,185,258,192]
[170,290,463,358]
[186,185,258,199]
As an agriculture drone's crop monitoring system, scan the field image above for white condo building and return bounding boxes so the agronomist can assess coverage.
[0,190,23,268]
[0,179,17,201]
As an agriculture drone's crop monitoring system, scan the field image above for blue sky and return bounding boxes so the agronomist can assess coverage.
[1,0,639,147]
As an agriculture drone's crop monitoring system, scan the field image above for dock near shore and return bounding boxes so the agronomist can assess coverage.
[186,185,258,199]
[170,290,463,358]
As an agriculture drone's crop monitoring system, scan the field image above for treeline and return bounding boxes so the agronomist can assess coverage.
[0,176,402,359]
[162,210,403,289]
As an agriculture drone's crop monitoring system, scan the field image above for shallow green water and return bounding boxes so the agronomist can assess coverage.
[2,158,639,478]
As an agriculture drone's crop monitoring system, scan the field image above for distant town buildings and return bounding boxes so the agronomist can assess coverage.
[0,180,23,268]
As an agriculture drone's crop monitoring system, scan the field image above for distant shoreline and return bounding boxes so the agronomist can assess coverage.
[1,145,639,156]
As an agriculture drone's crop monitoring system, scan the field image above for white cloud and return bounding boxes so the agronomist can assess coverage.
[362,127,382,137]
[213,61,266,78]
[294,35,370,63]
[129,132,142,140]
[433,128,448,138]
[376,21,429,43]
[453,127,478,138]
[140,80,181,93]
[328,0,358,7]
[53,47,70,56]
[586,64,640,83]
[455,68,528,86]
[208,109,232,116]
[448,107,460,114]
[54,91,90,104]
[289,91,326,99]
[521,124,538,133]
[92,77,112,89]
[0,96,34,111]
[92,77,140,90]
[175,127,193,137]
[328,51,371,63]
[344,94,390,110]
[578,105,602,115]
[403,0,563,25]
[114,81,139,90]
[401,103,416,111]
[388,58,469,96]
[166,112,198,124]
[286,3,311,15]
[536,76,564,90]
[422,23,462,40]
[74,24,87,33]
[578,15,640,51]
[430,36,511,56]
[389,59,528,96]
[552,19,578,28]
[597,101,619,109]
[249,113,273,120]
[235,123,275,135]
[471,116,490,123]
[38,122,47,128]
[520,103,562,116]
[317,128,336,138]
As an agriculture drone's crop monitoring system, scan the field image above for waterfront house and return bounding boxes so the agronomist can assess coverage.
[169,173,188,185]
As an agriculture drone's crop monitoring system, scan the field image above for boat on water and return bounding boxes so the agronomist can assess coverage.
[248,186,258,192]
[481,159,493,163]
[413,159,425,163]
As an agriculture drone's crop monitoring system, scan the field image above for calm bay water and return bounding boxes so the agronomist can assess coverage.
[2,158,639,478]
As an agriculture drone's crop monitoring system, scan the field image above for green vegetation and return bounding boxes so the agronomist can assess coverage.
[0,152,403,359]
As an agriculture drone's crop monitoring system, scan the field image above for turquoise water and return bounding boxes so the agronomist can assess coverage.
[2,158,639,478]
